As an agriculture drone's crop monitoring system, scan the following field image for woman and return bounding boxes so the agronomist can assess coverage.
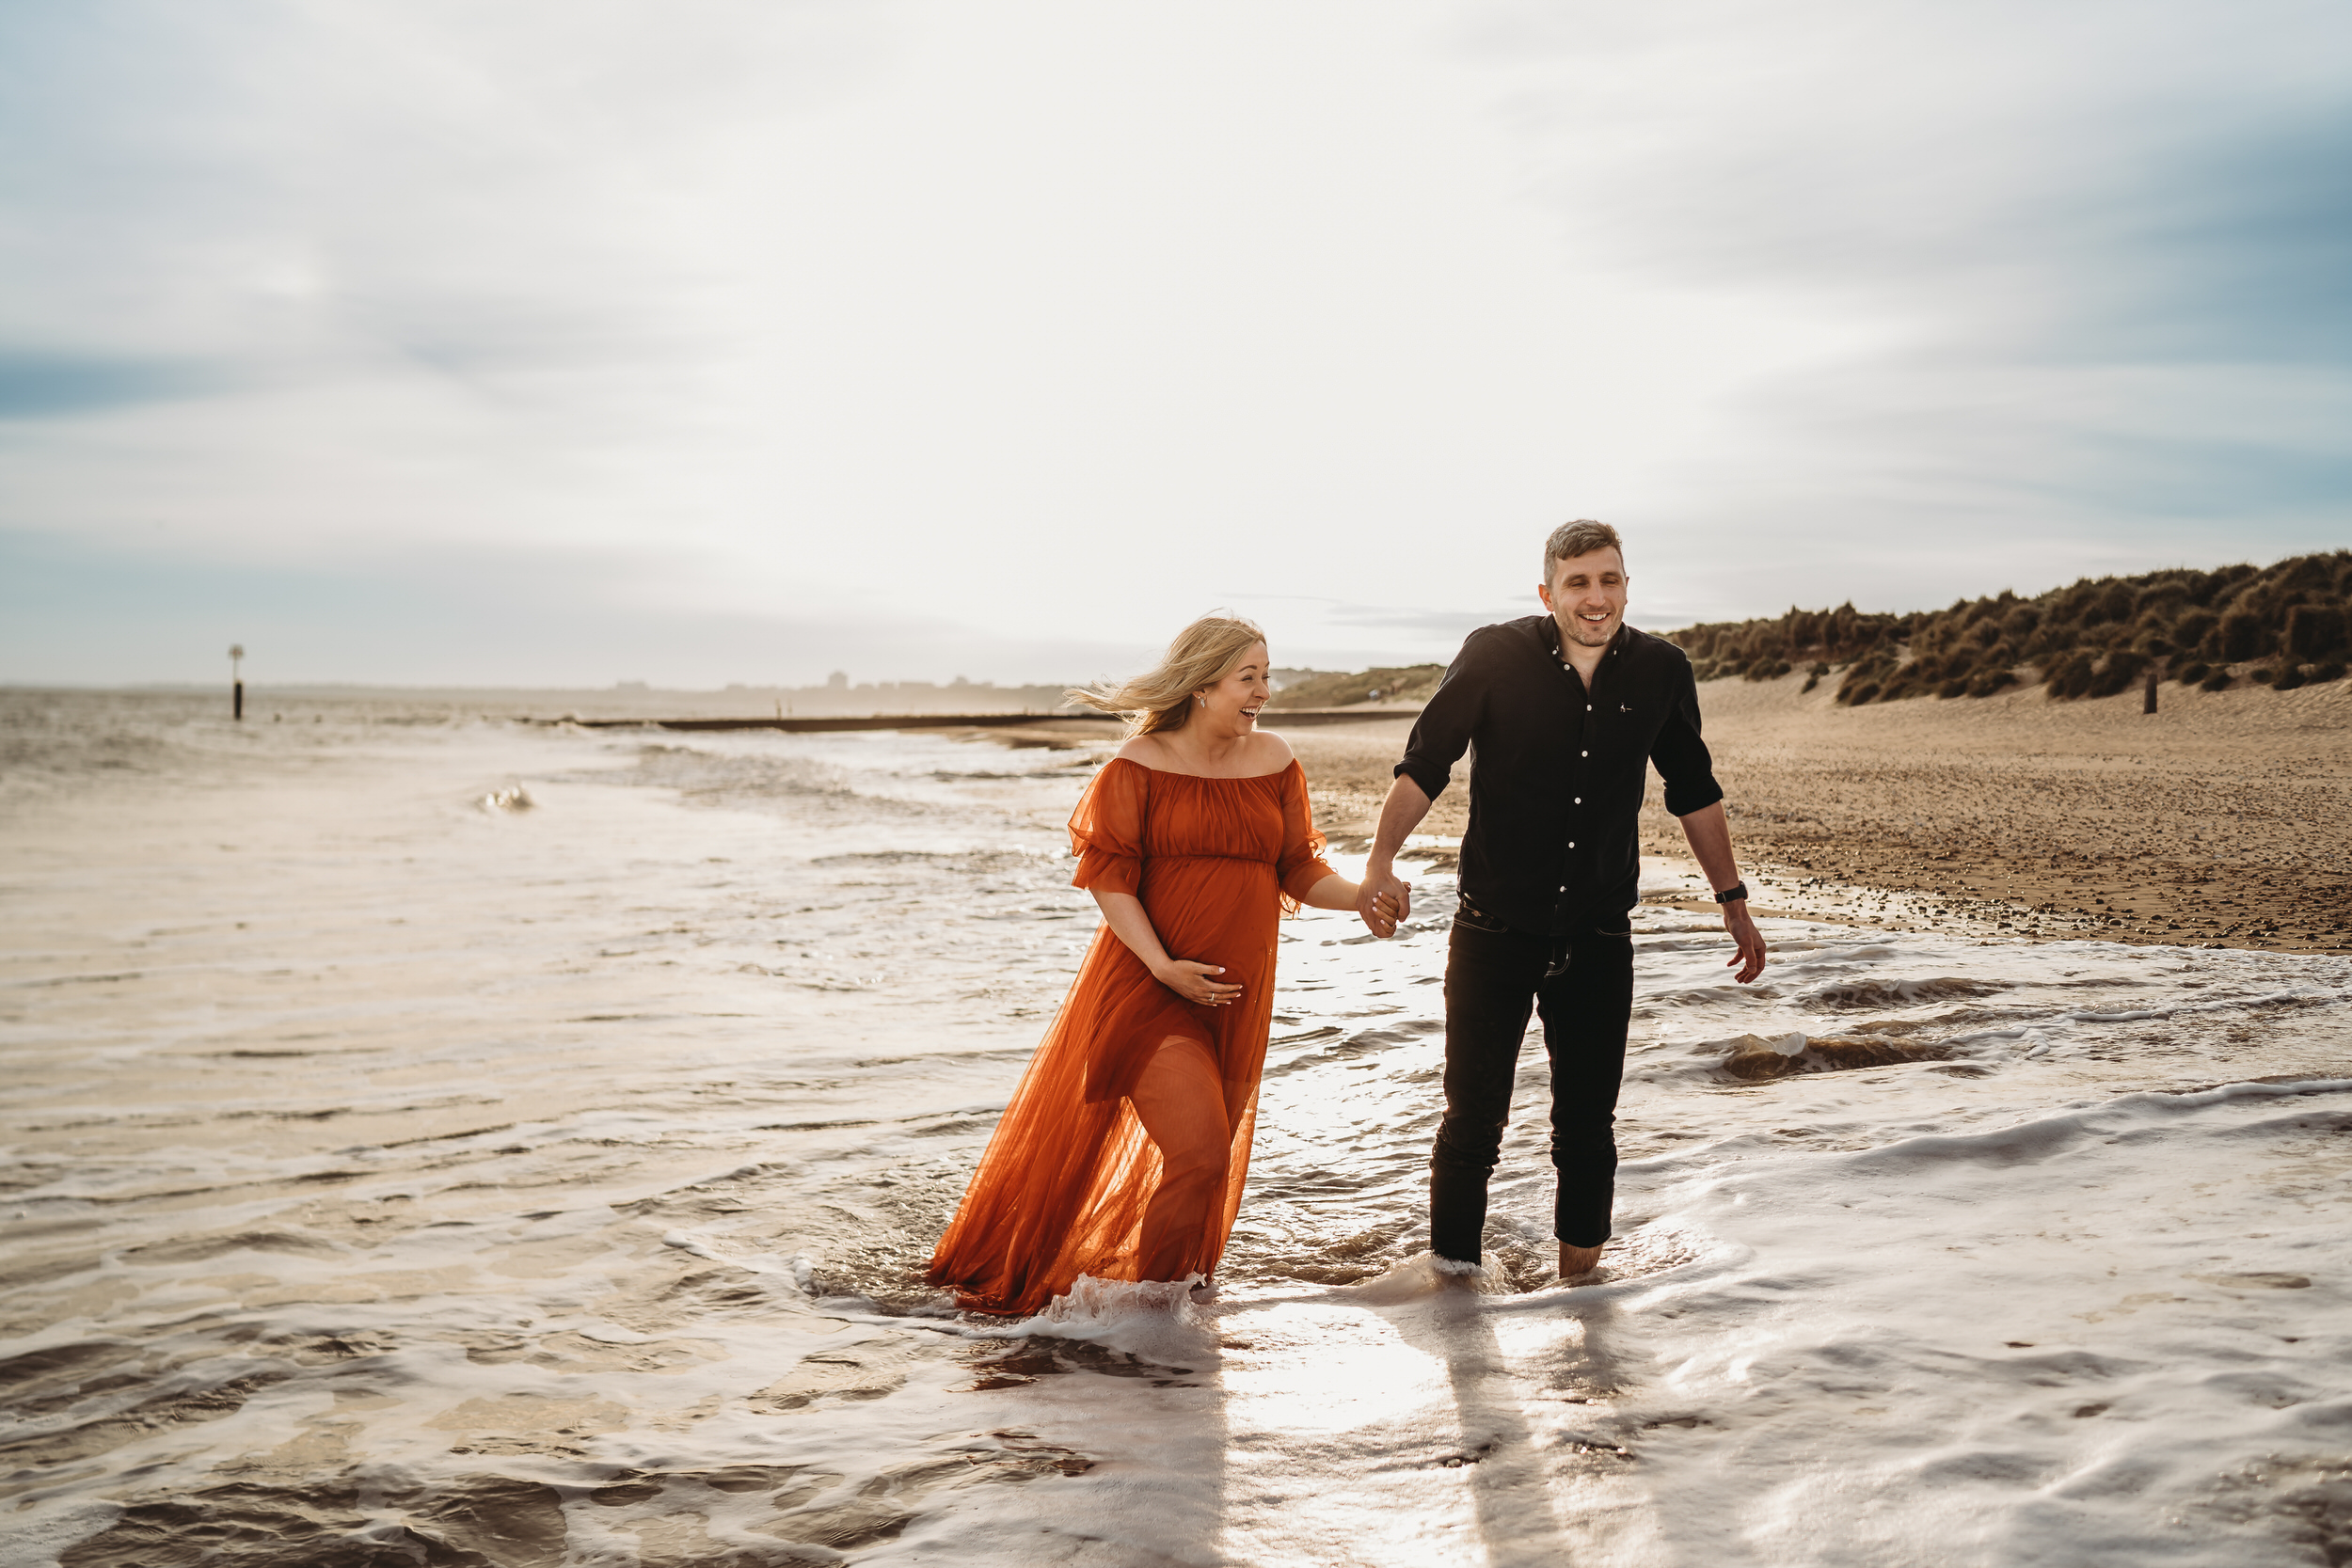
[928,615,1394,1314]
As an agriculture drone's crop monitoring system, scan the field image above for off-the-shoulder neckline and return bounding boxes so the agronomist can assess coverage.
[1103,755,1300,783]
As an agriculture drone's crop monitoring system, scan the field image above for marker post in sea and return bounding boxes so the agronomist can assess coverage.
[230,644,245,721]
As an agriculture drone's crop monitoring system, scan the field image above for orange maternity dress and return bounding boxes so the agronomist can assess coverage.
[927,756,1336,1316]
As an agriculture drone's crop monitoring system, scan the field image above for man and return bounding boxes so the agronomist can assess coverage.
[1357,520,1766,1279]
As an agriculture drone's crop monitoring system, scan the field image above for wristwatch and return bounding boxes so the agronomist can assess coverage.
[1713,882,1749,904]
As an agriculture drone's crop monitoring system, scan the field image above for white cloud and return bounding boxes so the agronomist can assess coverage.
[2,0,2345,685]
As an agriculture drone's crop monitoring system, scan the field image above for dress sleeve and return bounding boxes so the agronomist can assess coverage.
[1068,759,1148,896]
[1277,762,1338,912]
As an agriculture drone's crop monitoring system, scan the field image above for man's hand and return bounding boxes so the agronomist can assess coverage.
[1677,801,1765,982]
[1358,865,1411,938]
[1723,900,1766,983]
[1357,775,1435,940]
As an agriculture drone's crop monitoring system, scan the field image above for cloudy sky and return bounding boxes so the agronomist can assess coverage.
[4,0,2347,688]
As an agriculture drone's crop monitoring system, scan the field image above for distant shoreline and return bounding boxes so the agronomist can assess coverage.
[8,676,2344,958]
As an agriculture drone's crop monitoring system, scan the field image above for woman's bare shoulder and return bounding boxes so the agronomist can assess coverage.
[1248,729,1297,769]
[1113,733,1169,768]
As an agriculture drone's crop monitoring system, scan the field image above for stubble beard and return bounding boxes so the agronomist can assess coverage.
[1563,610,1619,649]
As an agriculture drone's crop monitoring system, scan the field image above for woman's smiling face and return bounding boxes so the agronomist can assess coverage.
[1195,642,1271,732]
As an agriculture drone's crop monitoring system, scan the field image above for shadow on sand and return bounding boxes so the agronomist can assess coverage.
[1388,1272,1634,1568]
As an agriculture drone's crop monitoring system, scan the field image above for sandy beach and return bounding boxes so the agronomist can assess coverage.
[1269,673,2352,957]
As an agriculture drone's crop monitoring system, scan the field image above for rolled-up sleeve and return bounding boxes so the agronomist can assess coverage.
[1394,636,1485,800]
[1068,760,1147,895]
[1652,660,1724,817]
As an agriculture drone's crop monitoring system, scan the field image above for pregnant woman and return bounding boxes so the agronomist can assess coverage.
[929,615,1391,1315]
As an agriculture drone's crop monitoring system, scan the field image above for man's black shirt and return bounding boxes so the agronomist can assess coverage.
[1395,616,1724,935]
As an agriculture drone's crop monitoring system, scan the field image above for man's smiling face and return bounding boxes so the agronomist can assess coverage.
[1538,546,1629,650]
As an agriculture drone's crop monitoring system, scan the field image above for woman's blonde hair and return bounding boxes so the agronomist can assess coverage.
[1066,613,1269,736]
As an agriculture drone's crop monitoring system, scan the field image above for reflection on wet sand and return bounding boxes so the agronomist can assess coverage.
[1415,1282,1580,1563]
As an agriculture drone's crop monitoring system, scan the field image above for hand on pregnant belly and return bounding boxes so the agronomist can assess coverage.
[1153,958,1243,1006]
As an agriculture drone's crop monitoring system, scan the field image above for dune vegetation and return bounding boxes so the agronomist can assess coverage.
[1670,549,2351,704]
[1266,550,2349,710]
[1268,664,1447,708]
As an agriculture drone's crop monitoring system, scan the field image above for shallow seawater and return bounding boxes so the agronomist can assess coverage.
[3,691,2349,1567]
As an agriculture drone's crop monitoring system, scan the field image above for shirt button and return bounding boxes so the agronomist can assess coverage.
[1581,750,1588,757]
[1574,797,1581,804]
[1568,841,1577,849]
[1586,705,1593,711]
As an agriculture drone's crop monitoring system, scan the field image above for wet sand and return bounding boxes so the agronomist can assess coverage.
[1268,676,2352,957]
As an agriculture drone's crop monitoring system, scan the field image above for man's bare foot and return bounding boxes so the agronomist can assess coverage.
[1558,1242,1602,1278]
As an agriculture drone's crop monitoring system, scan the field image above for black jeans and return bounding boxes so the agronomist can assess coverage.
[1429,909,1634,1263]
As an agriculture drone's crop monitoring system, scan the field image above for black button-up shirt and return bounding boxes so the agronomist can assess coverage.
[1395,616,1724,935]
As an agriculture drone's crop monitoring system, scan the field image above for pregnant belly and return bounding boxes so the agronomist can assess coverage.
[1139,858,1279,962]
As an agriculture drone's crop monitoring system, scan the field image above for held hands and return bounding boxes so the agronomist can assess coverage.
[1156,959,1244,1007]
[1356,868,1410,939]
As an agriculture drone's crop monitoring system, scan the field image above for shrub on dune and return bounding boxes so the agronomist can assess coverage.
[2217,609,2271,662]
[2284,604,2346,663]
[2084,582,2134,626]
[1836,653,1895,704]
[1666,549,2347,708]
[2044,651,2098,700]
[1885,661,1934,699]
[2086,651,2147,699]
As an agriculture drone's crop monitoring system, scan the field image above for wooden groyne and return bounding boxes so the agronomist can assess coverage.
[562,712,1108,734]
[545,707,1416,734]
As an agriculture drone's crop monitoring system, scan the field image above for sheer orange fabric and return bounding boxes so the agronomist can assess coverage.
[927,757,1336,1315]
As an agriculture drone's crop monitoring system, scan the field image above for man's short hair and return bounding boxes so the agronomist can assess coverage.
[1544,519,1625,581]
